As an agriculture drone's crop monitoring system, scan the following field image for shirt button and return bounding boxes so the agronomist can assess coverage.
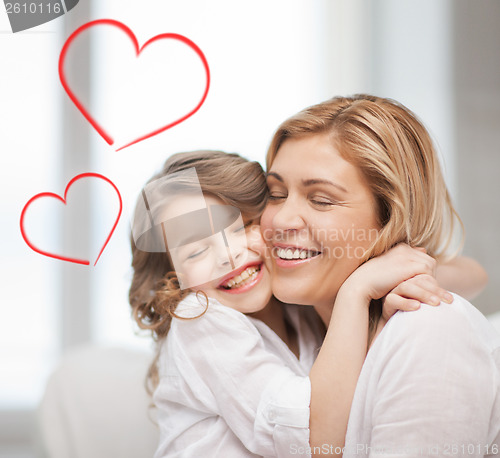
[268,409,276,422]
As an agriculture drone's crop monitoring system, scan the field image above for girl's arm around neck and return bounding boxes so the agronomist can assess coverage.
[309,287,368,457]
[436,255,488,300]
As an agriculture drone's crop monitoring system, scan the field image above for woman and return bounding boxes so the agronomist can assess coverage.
[261,94,499,457]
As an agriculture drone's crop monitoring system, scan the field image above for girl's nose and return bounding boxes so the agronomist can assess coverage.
[219,233,247,270]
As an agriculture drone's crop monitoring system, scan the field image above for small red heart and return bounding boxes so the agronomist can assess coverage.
[58,19,210,151]
[20,173,122,266]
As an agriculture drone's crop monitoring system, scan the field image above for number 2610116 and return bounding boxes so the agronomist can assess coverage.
[5,3,63,14]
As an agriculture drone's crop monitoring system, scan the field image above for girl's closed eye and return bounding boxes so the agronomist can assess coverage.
[185,245,209,261]
[233,220,255,233]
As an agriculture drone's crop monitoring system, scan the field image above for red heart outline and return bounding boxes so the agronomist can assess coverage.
[20,173,122,266]
[58,19,211,151]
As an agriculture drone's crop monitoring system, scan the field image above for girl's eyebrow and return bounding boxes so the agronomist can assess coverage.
[266,172,348,194]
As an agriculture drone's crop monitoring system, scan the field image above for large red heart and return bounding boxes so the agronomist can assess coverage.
[20,173,122,266]
[58,19,210,151]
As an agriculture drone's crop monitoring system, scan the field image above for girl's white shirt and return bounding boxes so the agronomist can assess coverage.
[153,293,323,458]
[344,293,500,458]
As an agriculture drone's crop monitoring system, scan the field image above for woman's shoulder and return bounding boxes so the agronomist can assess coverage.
[379,293,500,354]
[360,293,500,402]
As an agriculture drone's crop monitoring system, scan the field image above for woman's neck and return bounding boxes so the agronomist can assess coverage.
[313,300,335,327]
[249,297,300,359]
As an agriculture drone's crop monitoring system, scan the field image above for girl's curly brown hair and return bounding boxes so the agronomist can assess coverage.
[129,150,268,393]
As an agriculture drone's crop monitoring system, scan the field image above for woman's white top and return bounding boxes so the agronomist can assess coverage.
[153,293,322,458]
[344,293,500,458]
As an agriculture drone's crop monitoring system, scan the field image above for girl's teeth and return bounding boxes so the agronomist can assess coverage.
[221,266,260,289]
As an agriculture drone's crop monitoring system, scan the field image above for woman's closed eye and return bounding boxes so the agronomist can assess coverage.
[309,195,338,207]
[268,193,287,201]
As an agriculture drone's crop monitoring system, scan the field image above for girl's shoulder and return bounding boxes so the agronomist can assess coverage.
[170,292,262,336]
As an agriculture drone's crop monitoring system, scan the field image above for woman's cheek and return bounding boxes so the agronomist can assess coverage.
[259,207,275,245]
[246,226,267,258]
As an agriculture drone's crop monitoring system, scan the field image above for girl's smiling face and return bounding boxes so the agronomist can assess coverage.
[166,194,273,314]
[260,133,380,311]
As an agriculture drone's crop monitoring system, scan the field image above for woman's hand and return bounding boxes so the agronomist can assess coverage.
[338,243,451,310]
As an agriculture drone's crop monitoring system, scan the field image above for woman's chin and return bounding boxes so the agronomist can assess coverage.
[272,280,314,306]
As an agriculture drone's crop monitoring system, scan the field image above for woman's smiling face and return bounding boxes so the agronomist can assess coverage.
[260,132,381,310]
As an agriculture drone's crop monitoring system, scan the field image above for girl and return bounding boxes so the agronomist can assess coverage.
[130,150,485,457]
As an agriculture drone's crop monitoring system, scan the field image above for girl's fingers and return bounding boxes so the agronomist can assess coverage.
[382,293,420,321]
[384,275,455,322]
[408,274,454,304]
[391,281,441,306]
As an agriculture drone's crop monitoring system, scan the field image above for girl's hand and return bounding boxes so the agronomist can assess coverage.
[339,243,448,307]
[382,273,454,321]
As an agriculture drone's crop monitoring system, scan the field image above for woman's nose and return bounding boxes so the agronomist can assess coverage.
[271,196,306,234]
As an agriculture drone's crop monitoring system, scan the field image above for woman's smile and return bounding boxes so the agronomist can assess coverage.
[272,244,322,267]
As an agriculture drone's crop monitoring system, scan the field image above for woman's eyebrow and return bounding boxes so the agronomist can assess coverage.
[266,171,283,181]
[302,178,348,194]
[266,172,348,194]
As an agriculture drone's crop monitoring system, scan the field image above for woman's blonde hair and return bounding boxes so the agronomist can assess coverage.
[267,94,463,261]
[129,150,268,393]
[266,95,463,341]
